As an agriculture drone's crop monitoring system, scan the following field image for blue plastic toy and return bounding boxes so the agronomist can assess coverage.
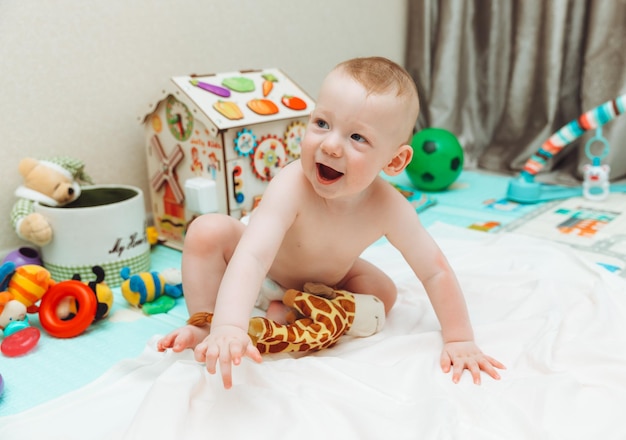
[119,267,183,314]
[0,261,16,291]
[507,93,626,203]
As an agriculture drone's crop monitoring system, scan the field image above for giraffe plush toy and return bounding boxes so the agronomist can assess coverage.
[187,283,386,354]
[248,283,385,353]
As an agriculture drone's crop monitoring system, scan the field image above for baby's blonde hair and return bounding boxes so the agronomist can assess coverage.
[335,56,418,101]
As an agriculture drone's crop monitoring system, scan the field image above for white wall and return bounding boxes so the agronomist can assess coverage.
[0,0,408,253]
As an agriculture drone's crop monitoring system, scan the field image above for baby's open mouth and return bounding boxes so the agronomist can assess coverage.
[317,163,344,182]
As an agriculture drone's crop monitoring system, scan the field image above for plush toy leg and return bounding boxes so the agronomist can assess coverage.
[186,287,360,355]
[187,311,213,327]
[296,285,386,337]
[249,289,356,354]
[282,289,356,325]
[248,315,336,354]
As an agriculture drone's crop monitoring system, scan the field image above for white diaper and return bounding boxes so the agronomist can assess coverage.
[254,277,286,311]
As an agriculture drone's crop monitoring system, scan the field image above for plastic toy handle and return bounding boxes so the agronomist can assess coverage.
[39,280,97,338]
[521,93,626,177]
[1,326,41,357]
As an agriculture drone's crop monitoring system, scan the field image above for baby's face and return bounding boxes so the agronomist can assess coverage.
[300,69,413,200]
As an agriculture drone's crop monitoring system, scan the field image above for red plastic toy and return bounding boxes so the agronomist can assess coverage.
[1,326,41,357]
[38,280,97,338]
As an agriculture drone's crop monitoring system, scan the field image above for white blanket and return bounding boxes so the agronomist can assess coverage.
[2,224,626,440]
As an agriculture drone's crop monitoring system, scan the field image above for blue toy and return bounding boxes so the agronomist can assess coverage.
[507,93,626,203]
[405,128,464,191]
[119,267,183,314]
[0,261,16,292]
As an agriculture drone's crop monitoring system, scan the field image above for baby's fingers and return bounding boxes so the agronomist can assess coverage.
[479,355,506,381]
[485,355,506,370]
[227,339,245,366]
[193,340,208,363]
[452,359,481,384]
[218,340,259,388]
[245,343,263,364]
[219,352,234,389]
[195,332,263,389]
[156,334,174,352]
[440,351,452,373]
[218,340,248,389]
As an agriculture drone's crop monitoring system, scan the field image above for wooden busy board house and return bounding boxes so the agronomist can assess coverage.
[141,68,314,249]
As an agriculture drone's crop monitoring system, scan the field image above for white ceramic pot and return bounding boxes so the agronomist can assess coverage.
[34,185,151,287]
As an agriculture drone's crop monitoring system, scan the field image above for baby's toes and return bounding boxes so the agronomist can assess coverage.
[156,334,174,351]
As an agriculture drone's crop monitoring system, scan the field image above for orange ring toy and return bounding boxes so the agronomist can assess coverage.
[39,280,97,338]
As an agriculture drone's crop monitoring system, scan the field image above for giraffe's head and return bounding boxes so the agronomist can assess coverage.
[345,294,385,337]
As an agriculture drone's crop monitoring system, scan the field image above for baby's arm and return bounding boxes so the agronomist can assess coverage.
[385,192,505,384]
[418,248,505,383]
[199,164,301,388]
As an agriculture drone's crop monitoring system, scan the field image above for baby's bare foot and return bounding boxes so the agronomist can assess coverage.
[157,325,210,352]
[265,300,293,324]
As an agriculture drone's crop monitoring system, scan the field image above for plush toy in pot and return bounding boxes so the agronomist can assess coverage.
[11,157,93,246]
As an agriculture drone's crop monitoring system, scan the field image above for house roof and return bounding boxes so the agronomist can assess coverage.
[142,68,314,136]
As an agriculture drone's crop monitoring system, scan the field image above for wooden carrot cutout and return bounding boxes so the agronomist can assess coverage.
[261,73,278,97]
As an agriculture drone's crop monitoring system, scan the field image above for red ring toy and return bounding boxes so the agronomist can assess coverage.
[39,280,97,338]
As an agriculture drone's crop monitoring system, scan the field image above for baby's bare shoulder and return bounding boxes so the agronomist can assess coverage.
[370,178,411,209]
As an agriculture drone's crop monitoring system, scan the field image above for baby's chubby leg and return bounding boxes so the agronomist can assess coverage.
[255,277,291,324]
[157,213,245,352]
[338,257,397,314]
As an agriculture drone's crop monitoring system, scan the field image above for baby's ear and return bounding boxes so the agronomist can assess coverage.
[382,144,413,176]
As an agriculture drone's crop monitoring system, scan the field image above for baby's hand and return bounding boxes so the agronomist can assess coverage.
[194,324,262,389]
[440,341,505,385]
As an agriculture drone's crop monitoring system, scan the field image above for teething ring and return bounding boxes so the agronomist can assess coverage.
[39,280,97,338]
[584,127,610,163]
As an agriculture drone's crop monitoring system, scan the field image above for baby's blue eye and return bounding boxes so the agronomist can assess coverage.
[315,119,329,129]
[351,133,366,142]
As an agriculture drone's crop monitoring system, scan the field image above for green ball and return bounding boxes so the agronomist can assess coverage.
[405,128,464,191]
